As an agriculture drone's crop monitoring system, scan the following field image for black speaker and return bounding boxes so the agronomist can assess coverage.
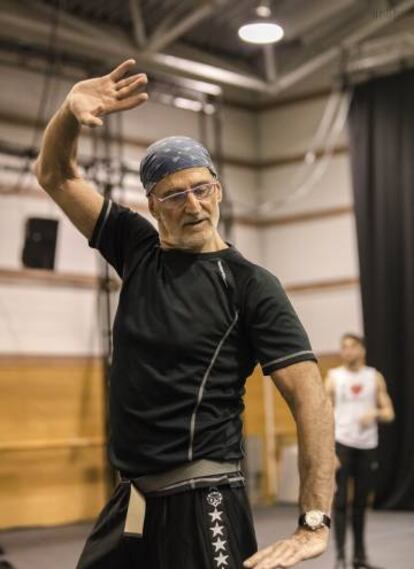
[21,217,59,270]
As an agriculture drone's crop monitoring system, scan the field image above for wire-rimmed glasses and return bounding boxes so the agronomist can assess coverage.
[152,181,219,209]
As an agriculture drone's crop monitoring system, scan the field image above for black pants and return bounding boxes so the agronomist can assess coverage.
[76,481,257,569]
[333,442,378,560]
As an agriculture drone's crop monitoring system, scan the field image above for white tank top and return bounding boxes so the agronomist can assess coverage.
[330,365,378,449]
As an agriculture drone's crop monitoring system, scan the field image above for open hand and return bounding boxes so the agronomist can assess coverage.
[243,527,329,569]
[67,58,148,127]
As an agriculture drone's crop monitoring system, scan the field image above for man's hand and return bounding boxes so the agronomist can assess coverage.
[67,58,148,127]
[243,527,329,569]
[359,409,378,429]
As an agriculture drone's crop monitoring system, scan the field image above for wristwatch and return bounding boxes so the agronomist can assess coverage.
[298,510,331,531]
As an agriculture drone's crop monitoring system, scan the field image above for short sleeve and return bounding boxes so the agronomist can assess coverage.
[89,199,158,278]
[244,267,317,375]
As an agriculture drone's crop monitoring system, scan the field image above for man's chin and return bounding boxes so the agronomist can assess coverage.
[179,228,213,251]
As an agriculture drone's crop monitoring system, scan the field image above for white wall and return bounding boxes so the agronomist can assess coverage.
[257,96,363,354]
[0,64,261,355]
[0,64,364,357]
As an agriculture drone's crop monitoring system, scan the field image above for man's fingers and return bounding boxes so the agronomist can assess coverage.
[244,544,274,567]
[116,75,148,99]
[253,543,293,569]
[107,92,149,113]
[268,547,302,569]
[109,58,136,81]
[115,73,147,92]
[245,533,328,569]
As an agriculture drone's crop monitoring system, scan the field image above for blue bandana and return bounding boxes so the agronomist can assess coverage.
[139,136,217,195]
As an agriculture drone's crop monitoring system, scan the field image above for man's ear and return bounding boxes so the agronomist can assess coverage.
[216,182,223,203]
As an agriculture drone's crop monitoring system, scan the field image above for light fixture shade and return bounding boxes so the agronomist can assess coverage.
[238,21,284,45]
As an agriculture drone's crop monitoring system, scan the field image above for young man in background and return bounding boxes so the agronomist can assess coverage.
[326,333,395,569]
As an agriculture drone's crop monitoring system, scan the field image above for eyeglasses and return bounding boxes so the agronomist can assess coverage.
[152,181,218,209]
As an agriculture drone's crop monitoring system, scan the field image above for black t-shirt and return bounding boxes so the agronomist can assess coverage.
[89,199,316,477]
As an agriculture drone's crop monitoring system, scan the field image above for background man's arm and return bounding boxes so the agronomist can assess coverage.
[359,371,395,428]
[375,371,395,423]
[34,59,148,240]
[244,361,335,569]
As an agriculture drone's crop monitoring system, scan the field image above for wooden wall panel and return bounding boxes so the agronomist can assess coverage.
[0,446,107,528]
[318,353,342,378]
[0,357,105,444]
[243,355,342,503]
[244,355,342,443]
[0,357,107,529]
[243,366,266,437]
[0,354,343,527]
[271,354,342,438]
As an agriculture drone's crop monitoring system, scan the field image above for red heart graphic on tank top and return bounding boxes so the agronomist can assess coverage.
[351,384,363,395]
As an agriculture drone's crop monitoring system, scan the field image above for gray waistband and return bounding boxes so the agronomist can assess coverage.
[132,459,241,494]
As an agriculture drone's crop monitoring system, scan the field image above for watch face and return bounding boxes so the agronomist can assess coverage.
[305,510,324,529]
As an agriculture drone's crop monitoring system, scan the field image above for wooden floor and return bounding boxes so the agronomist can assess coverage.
[0,505,413,569]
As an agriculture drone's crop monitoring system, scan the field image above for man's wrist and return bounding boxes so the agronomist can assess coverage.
[296,525,329,536]
[298,510,331,531]
[61,98,81,128]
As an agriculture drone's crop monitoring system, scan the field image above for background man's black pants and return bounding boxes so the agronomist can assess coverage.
[334,442,378,560]
[76,481,257,569]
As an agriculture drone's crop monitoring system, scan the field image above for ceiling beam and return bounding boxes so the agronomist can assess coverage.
[269,0,414,95]
[0,0,267,93]
[279,0,358,41]
[146,51,267,91]
[147,0,231,52]
[29,0,106,39]
[129,0,147,48]
[2,0,412,100]
[170,41,256,76]
[346,33,414,74]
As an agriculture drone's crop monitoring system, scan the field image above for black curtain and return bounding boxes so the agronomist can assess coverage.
[348,69,414,509]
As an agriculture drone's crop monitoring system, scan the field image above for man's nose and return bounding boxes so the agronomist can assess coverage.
[183,190,202,213]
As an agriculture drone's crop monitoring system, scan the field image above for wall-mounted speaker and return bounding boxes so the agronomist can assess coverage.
[21,217,59,270]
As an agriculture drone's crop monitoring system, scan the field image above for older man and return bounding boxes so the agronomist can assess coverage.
[35,59,335,569]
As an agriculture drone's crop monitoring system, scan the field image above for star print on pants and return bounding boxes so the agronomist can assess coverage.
[212,537,227,552]
[214,552,229,567]
[210,522,224,537]
[209,509,223,522]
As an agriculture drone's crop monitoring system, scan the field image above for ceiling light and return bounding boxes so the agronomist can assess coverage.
[238,22,284,44]
[238,2,284,45]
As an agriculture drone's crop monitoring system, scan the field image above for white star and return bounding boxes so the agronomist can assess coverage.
[209,509,223,522]
[210,523,224,537]
[212,537,227,552]
[214,552,229,567]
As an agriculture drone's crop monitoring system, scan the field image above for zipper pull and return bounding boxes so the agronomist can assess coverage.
[217,260,228,287]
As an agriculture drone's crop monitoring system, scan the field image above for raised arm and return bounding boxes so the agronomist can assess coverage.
[34,59,148,240]
[244,361,335,569]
